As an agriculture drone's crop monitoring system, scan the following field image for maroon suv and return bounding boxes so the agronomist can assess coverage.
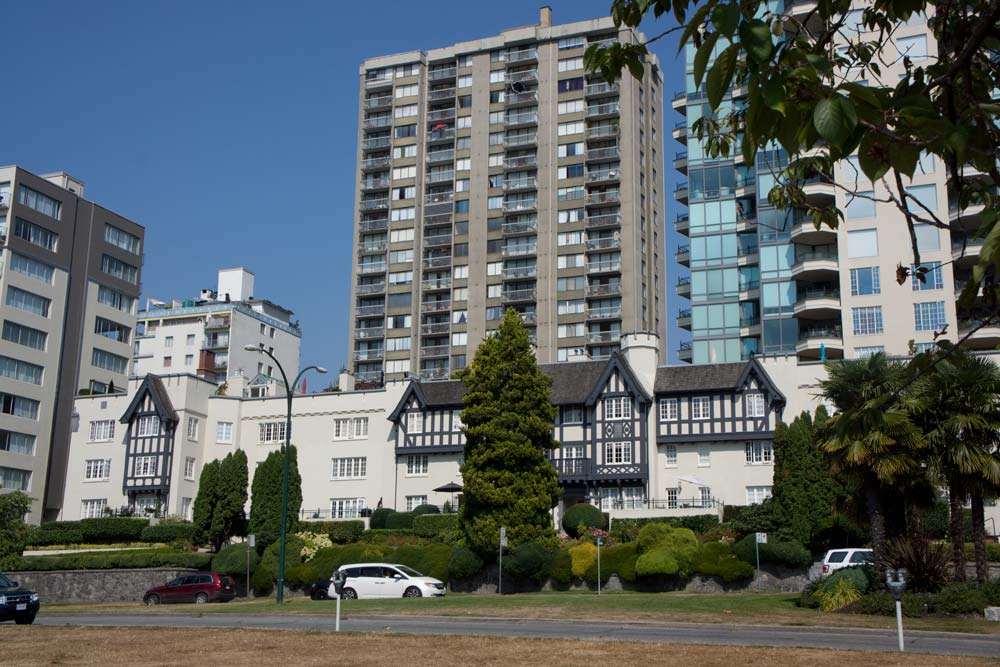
[143,573,235,605]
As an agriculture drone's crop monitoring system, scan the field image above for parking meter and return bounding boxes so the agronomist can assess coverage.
[331,571,347,597]
[886,569,907,651]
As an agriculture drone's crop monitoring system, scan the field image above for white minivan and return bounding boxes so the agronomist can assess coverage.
[821,548,873,574]
[335,562,446,599]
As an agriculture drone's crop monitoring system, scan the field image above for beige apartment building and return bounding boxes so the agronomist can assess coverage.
[348,8,667,387]
[0,166,143,522]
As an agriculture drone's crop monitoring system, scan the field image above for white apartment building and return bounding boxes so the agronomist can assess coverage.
[133,268,302,391]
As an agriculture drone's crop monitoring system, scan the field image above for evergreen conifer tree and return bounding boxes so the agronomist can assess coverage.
[209,449,249,552]
[248,445,302,552]
[191,459,221,547]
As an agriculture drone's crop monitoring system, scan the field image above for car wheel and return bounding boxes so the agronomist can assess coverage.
[14,613,36,625]
[341,587,358,600]
[144,594,160,606]
[311,588,329,601]
[194,593,209,604]
[403,587,422,598]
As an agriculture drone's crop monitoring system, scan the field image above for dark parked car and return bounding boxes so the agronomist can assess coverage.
[308,579,331,600]
[0,573,40,624]
[143,573,235,605]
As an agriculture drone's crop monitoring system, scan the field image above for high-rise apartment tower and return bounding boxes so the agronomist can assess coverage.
[349,8,667,387]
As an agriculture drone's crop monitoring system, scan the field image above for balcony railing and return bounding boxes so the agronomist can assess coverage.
[506,112,538,126]
[205,317,230,329]
[359,219,388,232]
[421,300,452,313]
[425,191,455,205]
[505,133,537,147]
[428,87,456,101]
[354,327,384,340]
[355,304,386,317]
[361,177,390,191]
[587,146,620,161]
[586,238,621,251]
[363,116,392,130]
[502,288,536,302]
[586,191,620,205]
[362,136,391,150]
[588,307,622,320]
[586,169,620,183]
[504,154,537,169]
[506,91,538,105]
[364,96,393,110]
[794,247,839,262]
[502,220,537,234]
[426,149,455,163]
[799,326,843,341]
[503,177,537,191]
[358,263,387,274]
[361,156,391,171]
[507,49,537,63]
[204,336,229,349]
[420,345,450,358]
[356,283,386,296]
[504,199,537,213]
[359,198,389,211]
[587,331,621,344]
[425,211,453,226]
[501,245,537,257]
[588,261,621,273]
[585,82,618,96]
[503,266,537,280]
[507,69,538,84]
[429,67,457,80]
[365,75,393,88]
[426,171,455,184]
[427,108,457,123]
[587,213,621,228]
[586,125,619,139]
[427,128,456,142]
[585,283,621,296]
[423,256,452,269]
[586,102,620,117]
[419,367,450,381]
[423,234,452,247]
[359,241,388,254]
[421,278,452,291]
[797,287,841,301]
[354,349,384,361]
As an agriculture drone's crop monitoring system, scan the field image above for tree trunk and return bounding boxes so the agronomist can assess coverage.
[906,496,925,542]
[864,476,887,580]
[948,483,967,582]
[970,492,988,585]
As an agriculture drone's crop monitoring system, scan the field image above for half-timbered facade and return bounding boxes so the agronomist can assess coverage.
[119,375,179,514]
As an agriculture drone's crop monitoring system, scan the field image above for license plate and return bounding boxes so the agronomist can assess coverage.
[16,603,26,610]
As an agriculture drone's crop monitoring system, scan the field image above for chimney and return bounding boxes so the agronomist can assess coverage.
[620,332,660,396]
[539,6,552,28]
[338,371,355,392]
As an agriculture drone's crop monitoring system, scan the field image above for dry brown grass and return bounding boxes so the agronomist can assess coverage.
[2,627,996,667]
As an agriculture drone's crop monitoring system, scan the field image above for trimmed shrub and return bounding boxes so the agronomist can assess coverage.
[140,522,194,544]
[25,527,85,547]
[609,516,719,543]
[308,544,389,580]
[448,545,483,580]
[506,542,554,583]
[816,575,862,611]
[252,564,274,595]
[212,543,258,575]
[385,512,417,529]
[674,514,720,535]
[328,521,365,544]
[733,534,812,569]
[561,503,607,538]
[934,583,991,615]
[855,591,935,617]
[636,547,684,577]
[413,514,457,538]
[634,524,699,578]
[393,544,451,581]
[285,562,320,587]
[962,542,1000,563]
[79,517,149,543]
[370,508,394,529]
[693,542,754,582]
[13,549,211,571]
[412,504,440,516]
[569,542,597,578]
[361,529,420,546]
[258,536,305,583]
[550,548,573,585]
[583,542,637,584]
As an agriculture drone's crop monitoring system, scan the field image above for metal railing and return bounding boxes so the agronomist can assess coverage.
[504,154,537,169]
[588,307,622,320]
[677,308,692,319]
[359,241,388,253]
[587,213,621,228]
[426,149,455,163]
[505,133,537,147]
[423,234,452,248]
[504,199,537,212]
[794,247,839,262]
[421,322,450,335]
[586,190,620,205]
[363,116,392,130]
[421,278,451,290]
[427,108,456,123]
[588,261,621,273]
[587,146,620,160]
[358,263,387,274]
[354,349,384,361]
[364,96,393,109]
[586,169,620,183]
[365,75,393,88]
[429,67,457,80]
[502,220,537,234]
[501,245,537,257]
[585,283,622,296]
[423,256,452,269]
[420,344,450,357]
[587,331,621,343]
[428,87,456,101]
[502,288,536,302]
[506,112,538,126]
[359,219,388,232]
[586,125,618,139]
[426,171,455,184]
[506,91,538,105]
[585,82,618,96]
[355,304,386,317]
[354,327,384,339]
[361,178,389,190]
[359,198,389,211]
[361,156,391,171]
[425,191,454,205]
[586,238,621,251]
[362,136,391,150]
[507,69,538,83]
[503,177,537,191]
[586,102,620,117]
[419,367,450,381]
[427,128,456,142]
[507,49,537,63]
[503,267,537,280]
[420,300,451,313]
[799,326,843,341]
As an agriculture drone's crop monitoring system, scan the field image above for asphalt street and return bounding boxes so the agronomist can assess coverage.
[34,613,1000,657]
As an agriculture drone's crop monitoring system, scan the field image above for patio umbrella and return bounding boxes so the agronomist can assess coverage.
[433,482,463,511]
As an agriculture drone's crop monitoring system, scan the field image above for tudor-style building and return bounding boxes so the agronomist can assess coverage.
[119,375,179,515]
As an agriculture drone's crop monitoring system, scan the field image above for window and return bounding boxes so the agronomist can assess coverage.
[394,103,418,118]
[452,410,463,431]
[84,459,112,481]
[406,455,429,476]
[390,207,415,221]
[406,412,423,434]
[666,487,679,509]
[186,417,199,440]
[392,166,416,180]
[391,186,415,201]
[897,34,928,60]
[89,420,115,442]
[395,124,416,138]
[0,429,36,455]
[558,164,584,180]
[604,441,632,464]
[847,229,878,258]
[850,267,881,296]
[98,286,135,313]
[557,254,584,269]
[386,336,411,352]
[745,393,766,418]
[855,346,885,358]
[385,359,410,374]
[745,441,773,464]
[845,191,876,219]
[389,249,413,264]
[454,265,469,279]
[558,323,584,338]
[457,74,472,88]
[558,57,583,71]
[395,84,418,98]
[852,306,884,335]
[603,396,632,420]
[330,498,365,519]
[452,332,467,346]
[659,398,678,421]
[81,498,108,519]
[558,77,584,92]
[597,486,645,510]
[1,392,39,420]
[92,348,128,375]
[558,142,585,158]
[136,415,161,437]
[184,354,193,366]
[101,255,139,284]
[134,456,157,477]
[331,457,367,479]
[216,421,233,444]
[94,316,131,343]
[912,262,943,290]
[104,224,141,254]
[388,271,413,285]
[558,121,584,136]
[0,466,31,491]
[746,486,773,504]
[698,445,711,466]
[558,100,584,115]
[163,356,172,368]
[9,252,54,284]
[186,334,195,346]
[0,356,42,385]
[334,417,368,440]
[406,495,428,511]
[557,299,585,315]
[557,347,585,362]
[489,69,506,83]
[914,301,947,331]
[664,445,677,466]
[456,158,471,171]
[393,145,416,159]
[17,185,61,219]
[486,262,502,276]
[184,457,196,480]
[2,321,46,350]
[558,36,585,49]
[6,286,50,317]
[181,497,193,520]
[259,421,286,444]
[561,406,584,424]
[691,396,711,420]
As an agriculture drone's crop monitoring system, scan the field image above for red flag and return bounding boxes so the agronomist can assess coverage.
[432,123,447,131]
[301,377,307,394]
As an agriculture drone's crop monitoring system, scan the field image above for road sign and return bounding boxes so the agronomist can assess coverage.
[755,532,767,544]
[499,527,508,547]
[248,534,256,548]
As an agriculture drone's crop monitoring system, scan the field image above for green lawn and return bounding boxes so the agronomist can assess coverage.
[45,590,999,634]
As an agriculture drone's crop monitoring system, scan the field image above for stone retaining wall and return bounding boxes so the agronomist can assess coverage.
[12,568,204,603]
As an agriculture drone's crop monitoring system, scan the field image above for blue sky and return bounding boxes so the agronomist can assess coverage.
[2,0,687,374]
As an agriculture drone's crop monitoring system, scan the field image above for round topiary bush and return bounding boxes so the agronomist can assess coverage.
[448,545,483,580]
[507,542,554,583]
[561,503,607,538]
[370,508,394,529]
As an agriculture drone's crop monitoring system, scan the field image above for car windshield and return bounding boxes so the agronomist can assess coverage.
[0,574,12,588]
[395,565,423,577]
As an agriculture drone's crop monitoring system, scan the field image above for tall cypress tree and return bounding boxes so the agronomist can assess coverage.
[191,459,221,547]
[209,449,249,552]
[248,445,302,552]
[457,308,560,557]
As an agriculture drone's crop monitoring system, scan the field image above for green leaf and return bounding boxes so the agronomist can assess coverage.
[741,130,758,166]
[706,44,740,109]
[627,55,645,81]
[711,1,741,37]
[775,107,803,153]
[762,76,786,115]
[693,32,720,89]
[857,132,890,182]
[888,142,921,178]
[678,3,714,52]
[738,19,774,63]
[812,94,858,146]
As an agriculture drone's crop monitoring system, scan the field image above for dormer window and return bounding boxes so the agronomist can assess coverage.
[745,393,766,418]
[135,416,160,437]
[603,397,632,420]
[406,411,423,434]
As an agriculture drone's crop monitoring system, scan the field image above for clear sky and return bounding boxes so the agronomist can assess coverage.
[1,0,687,375]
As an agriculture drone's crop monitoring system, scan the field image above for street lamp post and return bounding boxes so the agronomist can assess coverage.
[244,344,326,605]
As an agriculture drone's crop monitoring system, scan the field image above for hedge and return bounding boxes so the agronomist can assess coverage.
[31,517,150,545]
[25,527,85,547]
[853,583,1000,617]
[13,549,211,571]
[583,542,637,584]
[413,513,457,538]
[393,544,451,581]
[139,522,195,544]
[962,542,1000,562]
[692,542,755,582]
[733,534,813,569]
[361,529,420,545]
[329,521,365,544]
[506,542,554,583]
[550,548,573,585]
[609,515,719,543]
[448,546,482,580]
[370,508,394,529]
[212,543,258,575]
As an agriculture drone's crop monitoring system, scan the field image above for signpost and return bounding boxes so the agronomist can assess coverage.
[246,534,255,599]
[596,537,603,595]
[886,569,908,652]
[498,527,507,595]
[754,532,767,577]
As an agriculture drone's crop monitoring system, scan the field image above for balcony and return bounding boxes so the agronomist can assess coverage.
[354,349,384,361]
[507,49,537,64]
[422,277,452,291]
[353,370,384,385]
[518,311,537,325]
[672,122,688,145]
[361,156,391,171]
[423,256,452,270]
[586,125,619,140]
[790,216,836,244]
[585,282,621,297]
[358,262,387,275]
[585,81,618,97]
[588,261,621,274]
[550,458,650,482]
[204,336,229,350]
[674,151,688,174]
[501,245,537,258]
[429,87,456,101]
[427,108,457,123]
[425,211,452,225]
[427,128,456,144]
[674,182,689,205]
[585,190,620,206]
[586,102,620,119]
[419,344,450,359]
[506,91,538,106]
[588,307,622,321]
[801,176,836,205]
[205,316,230,330]
[675,213,689,234]
[359,197,389,211]
[587,212,621,229]
[958,319,1000,350]
[502,288,536,303]
[503,266,537,280]
[358,241,388,254]
[507,69,537,84]
[421,322,450,335]
[505,133,537,147]
[421,300,452,313]
[426,149,455,164]
[587,168,621,185]
[356,282,386,295]
[677,308,692,329]
[359,218,388,232]
[587,145,620,161]
[420,367,451,381]
[363,116,392,130]
[354,327,384,340]
[426,170,455,184]
[355,304,385,317]
[791,248,839,281]
[364,95,393,110]
[429,67,457,81]
[796,326,844,360]
[361,177,390,191]
[793,288,841,319]
[504,154,537,169]
[586,237,621,251]
[675,244,690,267]
[425,191,454,206]
[364,75,393,89]
[587,331,621,344]
[505,112,538,128]
[504,199,537,213]
[678,341,692,362]
[671,89,687,113]
[362,136,391,151]
[503,177,537,192]
[676,276,691,297]
[423,233,452,248]
[952,236,985,267]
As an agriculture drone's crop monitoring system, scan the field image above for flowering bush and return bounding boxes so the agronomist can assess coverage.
[587,527,611,544]
[296,531,333,561]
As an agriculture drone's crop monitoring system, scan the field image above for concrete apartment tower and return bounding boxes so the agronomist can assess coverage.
[672,6,981,363]
[348,7,667,387]
[133,268,302,392]
[0,166,144,521]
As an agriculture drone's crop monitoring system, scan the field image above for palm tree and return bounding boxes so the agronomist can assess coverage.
[913,351,1000,583]
[817,353,926,571]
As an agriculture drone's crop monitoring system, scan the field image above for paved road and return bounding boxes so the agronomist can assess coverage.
[35,613,1000,657]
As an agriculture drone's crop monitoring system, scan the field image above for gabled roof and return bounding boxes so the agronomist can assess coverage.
[120,374,178,424]
[583,351,652,406]
[736,357,786,404]
[654,358,785,402]
[387,381,430,422]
